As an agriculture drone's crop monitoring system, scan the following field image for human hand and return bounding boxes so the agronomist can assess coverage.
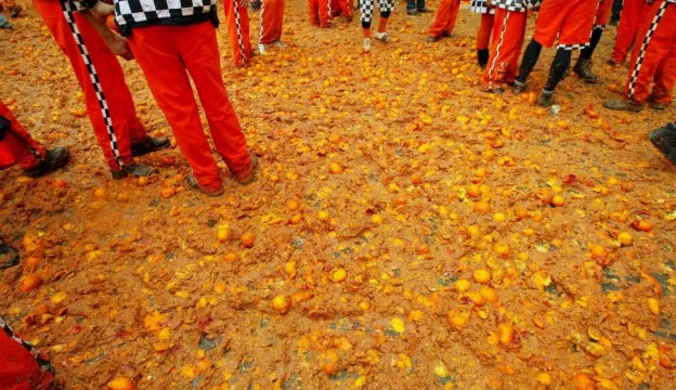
[90,1,114,20]
[107,33,134,61]
[239,0,250,8]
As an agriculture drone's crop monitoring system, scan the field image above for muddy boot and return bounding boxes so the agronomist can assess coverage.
[0,238,20,270]
[232,153,259,185]
[537,90,555,107]
[184,173,224,197]
[9,5,21,18]
[603,99,643,112]
[130,136,170,157]
[23,147,69,178]
[649,122,676,165]
[573,57,597,84]
[477,49,489,70]
[111,162,156,180]
[511,80,527,95]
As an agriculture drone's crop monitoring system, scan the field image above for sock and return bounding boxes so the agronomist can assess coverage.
[580,28,603,60]
[478,49,489,66]
[516,39,543,84]
[363,27,371,38]
[377,16,388,33]
[543,48,572,92]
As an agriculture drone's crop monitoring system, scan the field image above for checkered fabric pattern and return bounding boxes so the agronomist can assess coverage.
[328,0,332,18]
[0,316,55,377]
[360,0,395,25]
[628,0,669,100]
[557,42,590,50]
[232,0,246,66]
[61,0,123,169]
[494,0,541,12]
[469,0,495,14]
[115,0,216,28]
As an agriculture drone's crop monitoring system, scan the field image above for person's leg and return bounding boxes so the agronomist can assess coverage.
[178,22,252,176]
[407,0,415,13]
[542,48,573,92]
[514,39,543,88]
[650,23,676,107]
[33,0,151,174]
[483,9,527,91]
[127,24,223,192]
[309,0,320,25]
[375,0,394,37]
[429,0,451,39]
[274,0,285,41]
[338,0,353,18]
[574,27,604,82]
[318,0,330,26]
[623,1,674,105]
[444,0,460,35]
[610,0,644,64]
[225,0,252,66]
[0,100,44,169]
[260,0,278,45]
[476,13,494,67]
[361,0,375,46]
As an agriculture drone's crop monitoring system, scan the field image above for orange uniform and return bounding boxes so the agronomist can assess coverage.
[32,0,149,173]
[223,0,252,67]
[309,0,331,26]
[624,0,676,105]
[429,0,461,39]
[0,100,45,170]
[330,0,353,19]
[611,0,651,63]
[533,0,597,49]
[260,0,285,45]
[482,9,528,89]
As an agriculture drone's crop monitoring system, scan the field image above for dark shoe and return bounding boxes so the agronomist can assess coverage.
[0,239,19,270]
[537,91,555,107]
[130,136,170,157]
[232,153,259,185]
[184,173,224,197]
[441,31,455,38]
[480,85,505,94]
[426,35,440,43]
[649,122,676,165]
[9,5,22,18]
[511,80,527,94]
[111,162,156,180]
[607,58,623,66]
[477,49,489,70]
[648,96,668,111]
[417,7,433,13]
[250,0,261,10]
[573,57,598,84]
[603,99,643,112]
[23,147,69,178]
[407,9,418,15]
[0,14,13,29]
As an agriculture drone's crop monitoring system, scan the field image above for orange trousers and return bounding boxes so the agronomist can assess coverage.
[309,0,330,26]
[330,0,353,18]
[482,9,527,88]
[624,0,676,105]
[477,12,494,50]
[429,0,461,38]
[0,100,45,170]
[32,0,147,172]
[127,22,251,192]
[0,316,54,390]
[260,0,284,44]
[611,0,650,63]
[223,0,252,66]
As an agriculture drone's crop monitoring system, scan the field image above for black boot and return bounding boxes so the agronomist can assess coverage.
[130,136,170,157]
[477,49,489,70]
[23,147,69,178]
[649,122,676,165]
[573,57,597,83]
[111,162,157,180]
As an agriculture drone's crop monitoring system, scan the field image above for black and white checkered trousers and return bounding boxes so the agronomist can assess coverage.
[470,0,495,14]
[360,0,395,26]
[60,0,123,169]
[115,0,216,27]
[628,0,669,101]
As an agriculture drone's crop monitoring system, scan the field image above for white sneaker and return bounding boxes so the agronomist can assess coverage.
[258,43,269,54]
[363,38,371,52]
[374,32,389,42]
[273,41,287,48]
